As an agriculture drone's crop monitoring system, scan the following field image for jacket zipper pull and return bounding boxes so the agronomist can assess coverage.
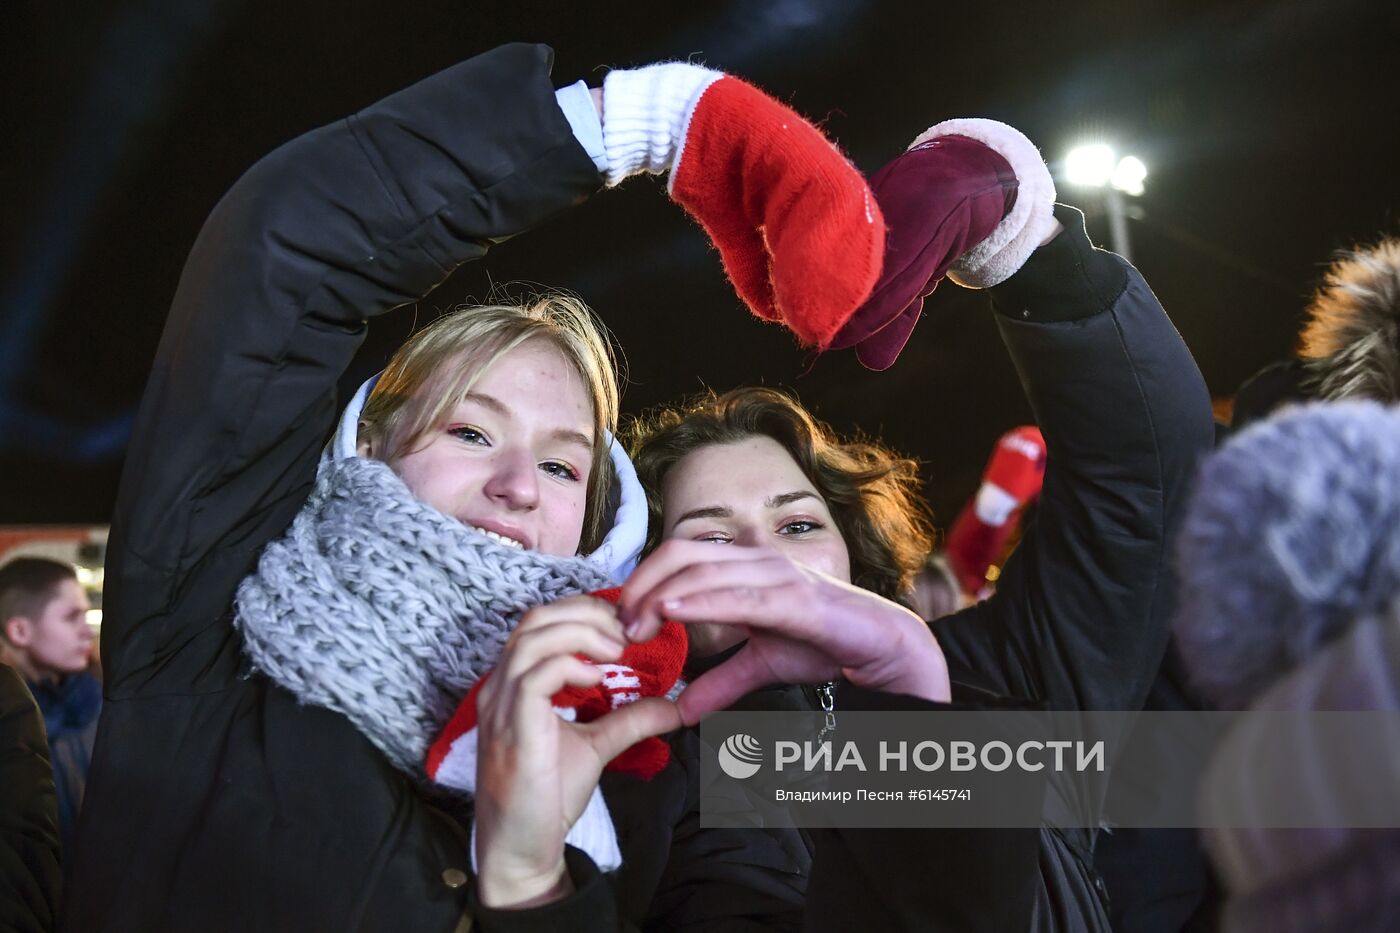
[817,681,837,743]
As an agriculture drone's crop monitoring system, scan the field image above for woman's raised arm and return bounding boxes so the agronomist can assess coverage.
[105,44,603,696]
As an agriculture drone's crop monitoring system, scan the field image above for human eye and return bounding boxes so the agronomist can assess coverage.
[778,518,824,536]
[448,425,490,445]
[694,531,733,544]
[540,460,582,482]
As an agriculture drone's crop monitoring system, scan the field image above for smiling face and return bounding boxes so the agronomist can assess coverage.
[660,435,852,582]
[376,338,595,557]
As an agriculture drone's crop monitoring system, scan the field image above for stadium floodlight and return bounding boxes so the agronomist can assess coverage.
[1062,144,1147,260]
[1111,155,1147,196]
[1065,143,1118,188]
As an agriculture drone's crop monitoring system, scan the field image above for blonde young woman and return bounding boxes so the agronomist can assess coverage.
[65,44,883,931]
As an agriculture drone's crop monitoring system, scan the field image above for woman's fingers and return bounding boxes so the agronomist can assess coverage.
[516,655,605,710]
[516,594,626,640]
[482,598,625,728]
[581,697,683,763]
[634,558,797,628]
[483,653,603,742]
[499,620,624,684]
[620,540,795,640]
[674,645,780,725]
[622,540,761,606]
[658,581,806,633]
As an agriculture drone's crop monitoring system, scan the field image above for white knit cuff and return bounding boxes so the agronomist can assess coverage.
[601,63,722,187]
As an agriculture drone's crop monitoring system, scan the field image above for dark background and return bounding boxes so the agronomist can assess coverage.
[4,0,1398,527]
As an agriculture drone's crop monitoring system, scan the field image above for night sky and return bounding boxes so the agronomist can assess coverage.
[4,0,1399,527]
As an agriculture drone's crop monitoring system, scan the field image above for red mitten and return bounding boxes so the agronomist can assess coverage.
[944,426,1047,597]
[602,64,884,349]
[426,588,687,789]
[669,77,885,348]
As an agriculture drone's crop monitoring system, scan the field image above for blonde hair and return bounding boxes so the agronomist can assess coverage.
[359,294,621,550]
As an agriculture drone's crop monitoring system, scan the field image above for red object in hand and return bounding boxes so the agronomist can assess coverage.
[426,588,687,788]
[944,427,1047,597]
[670,76,886,350]
[982,426,1047,503]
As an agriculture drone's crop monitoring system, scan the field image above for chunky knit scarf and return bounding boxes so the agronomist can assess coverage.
[234,455,611,774]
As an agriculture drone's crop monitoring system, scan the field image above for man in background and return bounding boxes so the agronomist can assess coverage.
[1,558,101,853]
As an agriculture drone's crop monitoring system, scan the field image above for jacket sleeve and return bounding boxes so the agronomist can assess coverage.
[932,205,1214,713]
[104,43,603,696]
[0,666,61,933]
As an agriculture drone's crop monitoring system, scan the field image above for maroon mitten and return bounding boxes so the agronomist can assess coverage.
[832,119,1057,370]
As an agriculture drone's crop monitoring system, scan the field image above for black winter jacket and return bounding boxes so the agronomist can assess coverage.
[712,205,1211,932]
[931,204,1214,931]
[63,44,808,933]
[1,664,61,933]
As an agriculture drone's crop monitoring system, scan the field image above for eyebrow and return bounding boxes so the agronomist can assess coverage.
[672,505,733,526]
[766,490,820,509]
[460,391,593,452]
[671,491,821,528]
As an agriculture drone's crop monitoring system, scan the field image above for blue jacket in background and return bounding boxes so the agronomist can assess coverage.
[28,671,101,852]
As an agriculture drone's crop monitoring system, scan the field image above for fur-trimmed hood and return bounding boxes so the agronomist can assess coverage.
[1299,237,1400,403]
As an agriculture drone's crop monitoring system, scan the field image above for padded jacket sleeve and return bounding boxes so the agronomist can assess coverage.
[103,43,604,698]
[933,206,1214,714]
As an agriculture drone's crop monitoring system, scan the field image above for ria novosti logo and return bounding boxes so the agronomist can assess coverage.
[718,733,764,779]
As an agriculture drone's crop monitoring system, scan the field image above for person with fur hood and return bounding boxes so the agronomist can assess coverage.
[1298,236,1400,403]
[1174,401,1400,932]
[1229,235,1400,432]
[64,43,889,931]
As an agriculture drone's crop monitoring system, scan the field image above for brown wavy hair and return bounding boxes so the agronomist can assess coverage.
[625,387,936,603]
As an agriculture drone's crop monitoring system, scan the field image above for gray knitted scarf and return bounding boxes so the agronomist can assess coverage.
[234,455,611,774]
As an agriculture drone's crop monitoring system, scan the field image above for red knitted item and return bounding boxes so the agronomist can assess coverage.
[944,427,1046,596]
[426,588,687,784]
[981,427,1047,504]
[670,76,885,349]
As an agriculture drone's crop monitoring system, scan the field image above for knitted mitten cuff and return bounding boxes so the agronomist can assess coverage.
[601,63,722,186]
